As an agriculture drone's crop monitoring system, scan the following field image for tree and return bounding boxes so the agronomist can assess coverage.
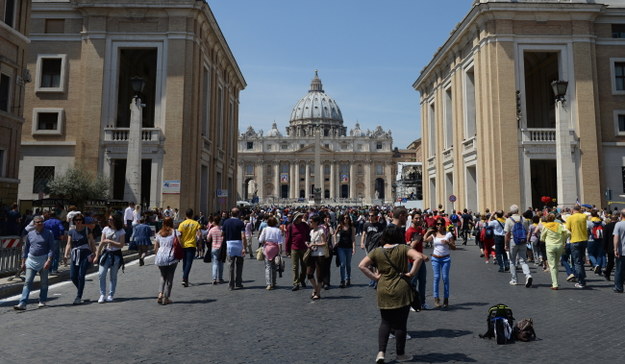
[47,168,110,208]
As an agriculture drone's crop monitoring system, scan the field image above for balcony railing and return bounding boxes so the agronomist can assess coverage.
[103,127,163,143]
[522,128,556,143]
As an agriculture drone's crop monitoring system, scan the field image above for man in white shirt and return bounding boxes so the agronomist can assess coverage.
[123,202,135,244]
[504,204,532,288]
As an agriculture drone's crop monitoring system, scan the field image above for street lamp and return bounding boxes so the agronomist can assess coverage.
[124,76,146,205]
[551,79,576,208]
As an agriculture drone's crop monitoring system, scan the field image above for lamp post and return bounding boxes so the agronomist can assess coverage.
[551,80,577,208]
[124,76,146,205]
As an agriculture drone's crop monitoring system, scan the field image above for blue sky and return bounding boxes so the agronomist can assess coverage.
[209,0,474,148]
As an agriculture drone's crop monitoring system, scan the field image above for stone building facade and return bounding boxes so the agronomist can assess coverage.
[1,0,31,207]
[237,72,395,205]
[414,0,625,212]
[19,0,245,213]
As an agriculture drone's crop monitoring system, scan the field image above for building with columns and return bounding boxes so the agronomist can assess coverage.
[1,0,31,211]
[414,0,625,212]
[18,0,245,213]
[237,72,395,205]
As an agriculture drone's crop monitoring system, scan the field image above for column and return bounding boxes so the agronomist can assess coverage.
[274,162,280,198]
[290,163,296,199]
[349,163,356,199]
[364,162,372,202]
[295,161,301,199]
[385,163,392,203]
[236,162,244,201]
[330,162,336,199]
[257,161,265,202]
[555,99,577,207]
[305,163,311,199]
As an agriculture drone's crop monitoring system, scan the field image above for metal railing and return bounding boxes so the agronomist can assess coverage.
[0,236,22,275]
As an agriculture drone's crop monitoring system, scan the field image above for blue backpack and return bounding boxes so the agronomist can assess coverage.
[510,217,527,244]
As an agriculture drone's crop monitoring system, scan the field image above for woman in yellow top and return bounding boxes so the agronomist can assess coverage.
[540,213,569,290]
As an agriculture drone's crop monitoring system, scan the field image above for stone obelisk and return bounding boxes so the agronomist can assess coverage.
[124,96,143,204]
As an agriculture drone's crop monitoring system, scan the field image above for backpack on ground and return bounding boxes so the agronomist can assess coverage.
[591,224,604,240]
[510,217,527,244]
[479,304,515,344]
[514,318,536,342]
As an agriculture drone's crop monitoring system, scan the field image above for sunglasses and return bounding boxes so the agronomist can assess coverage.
[436,223,444,226]
[74,219,83,222]
[34,221,43,224]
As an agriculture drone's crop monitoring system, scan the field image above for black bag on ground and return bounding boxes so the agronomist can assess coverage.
[479,304,515,344]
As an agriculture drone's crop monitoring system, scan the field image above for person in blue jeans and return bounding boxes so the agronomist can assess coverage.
[488,211,509,272]
[95,214,126,303]
[64,214,96,305]
[334,214,356,288]
[14,216,57,310]
[424,217,455,309]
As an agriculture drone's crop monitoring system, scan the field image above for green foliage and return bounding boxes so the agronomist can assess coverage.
[47,167,110,208]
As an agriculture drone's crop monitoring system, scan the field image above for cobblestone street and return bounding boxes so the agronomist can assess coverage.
[1,237,623,363]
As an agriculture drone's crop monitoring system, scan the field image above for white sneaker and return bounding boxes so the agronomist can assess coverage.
[37,302,46,308]
[376,351,385,364]
[98,295,105,303]
[509,280,517,286]
[106,295,114,302]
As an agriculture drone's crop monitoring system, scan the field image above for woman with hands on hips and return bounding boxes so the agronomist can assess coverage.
[423,217,455,309]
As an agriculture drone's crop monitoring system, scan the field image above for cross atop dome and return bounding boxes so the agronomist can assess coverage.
[309,70,323,92]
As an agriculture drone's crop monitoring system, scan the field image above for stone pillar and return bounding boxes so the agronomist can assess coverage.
[274,162,280,199]
[555,100,578,207]
[289,163,296,199]
[364,163,372,202]
[124,96,143,204]
[385,163,392,203]
[237,162,244,201]
[349,163,356,199]
[305,164,310,199]
[257,161,265,202]
[295,161,301,199]
[330,162,336,199]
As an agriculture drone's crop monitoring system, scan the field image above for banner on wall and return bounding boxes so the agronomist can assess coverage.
[340,174,349,184]
[280,173,289,184]
[162,180,181,194]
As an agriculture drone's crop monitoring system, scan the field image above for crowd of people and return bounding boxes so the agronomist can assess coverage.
[6,200,625,363]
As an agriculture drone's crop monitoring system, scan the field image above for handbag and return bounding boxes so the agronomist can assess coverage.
[171,229,184,260]
[302,248,312,265]
[256,247,265,261]
[322,242,330,258]
[382,247,421,312]
[203,249,212,263]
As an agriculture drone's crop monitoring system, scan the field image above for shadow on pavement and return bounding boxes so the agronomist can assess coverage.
[170,298,216,304]
[319,295,362,300]
[410,328,472,339]
[412,352,477,363]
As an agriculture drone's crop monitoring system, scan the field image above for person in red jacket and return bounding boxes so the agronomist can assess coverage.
[285,212,310,291]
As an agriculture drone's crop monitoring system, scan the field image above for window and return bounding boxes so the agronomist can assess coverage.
[0,149,5,177]
[0,73,10,112]
[36,55,67,92]
[376,142,383,150]
[281,144,288,150]
[376,164,384,175]
[45,19,65,33]
[357,144,362,151]
[324,164,330,176]
[33,166,55,193]
[246,141,253,150]
[612,24,625,38]
[266,144,272,151]
[32,108,64,135]
[245,164,254,176]
[4,0,15,28]
[324,144,330,149]
[616,112,625,136]
[201,66,211,137]
[281,163,289,173]
[612,59,625,94]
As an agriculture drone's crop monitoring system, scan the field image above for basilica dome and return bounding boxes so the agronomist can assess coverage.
[289,71,344,128]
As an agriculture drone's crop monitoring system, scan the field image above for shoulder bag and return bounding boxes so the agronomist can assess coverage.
[171,229,184,260]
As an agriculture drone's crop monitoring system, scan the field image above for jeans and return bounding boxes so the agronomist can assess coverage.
[561,243,574,276]
[19,267,49,306]
[228,256,244,287]
[546,243,564,287]
[182,247,196,282]
[587,239,605,269]
[211,248,224,281]
[509,243,531,283]
[337,247,353,282]
[494,235,509,270]
[50,239,61,272]
[615,256,625,291]
[290,249,307,286]
[431,255,451,299]
[98,254,121,296]
[70,256,91,299]
[570,241,587,286]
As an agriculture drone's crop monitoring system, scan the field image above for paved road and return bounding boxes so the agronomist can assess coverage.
[1,237,623,363]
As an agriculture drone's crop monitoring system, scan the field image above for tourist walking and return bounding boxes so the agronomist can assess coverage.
[206,216,225,284]
[153,217,179,304]
[612,209,625,293]
[222,208,247,290]
[424,217,455,308]
[178,208,201,287]
[565,205,589,288]
[285,212,310,291]
[307,215,327,300]
[64,213,96,305]
[13,216,57,310]
[132,216,154,266]
[358,225,424,364]
[334,214,356,288]
[258,216,283,290]
[540,213,568,290]
[504,205,533,288]
[96,214,126,303]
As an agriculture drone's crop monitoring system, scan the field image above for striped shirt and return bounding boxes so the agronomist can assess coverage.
[207,226,224,249]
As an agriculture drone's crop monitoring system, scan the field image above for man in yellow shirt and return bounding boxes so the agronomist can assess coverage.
[178,208,201,287]
[565,205,589,288]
